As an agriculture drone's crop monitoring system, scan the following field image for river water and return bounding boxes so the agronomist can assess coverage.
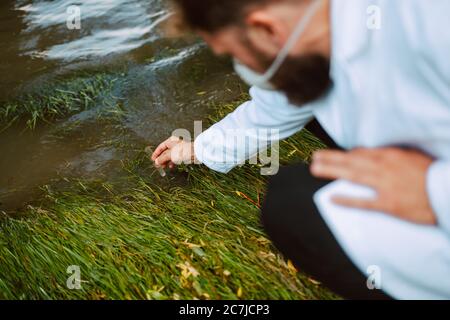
[0,0,243,213]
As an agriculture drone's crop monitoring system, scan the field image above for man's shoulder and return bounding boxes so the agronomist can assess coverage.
[332,0,449,67]
[332,0,449,33]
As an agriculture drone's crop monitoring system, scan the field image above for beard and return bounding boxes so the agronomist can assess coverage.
[247,42,333,105]
[271,54,332,105]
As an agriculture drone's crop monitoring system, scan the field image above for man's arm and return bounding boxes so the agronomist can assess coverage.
[194,87,315,173]
[153,86,315,173]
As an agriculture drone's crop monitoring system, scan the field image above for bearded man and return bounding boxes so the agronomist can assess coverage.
[152,0,450,299]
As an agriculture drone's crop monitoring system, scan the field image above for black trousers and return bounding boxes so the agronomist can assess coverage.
[260,120,393,300]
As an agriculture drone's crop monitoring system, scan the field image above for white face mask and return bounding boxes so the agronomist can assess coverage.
[233,0,324,90]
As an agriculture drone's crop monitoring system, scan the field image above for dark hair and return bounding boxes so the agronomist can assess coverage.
[172,0,274,32]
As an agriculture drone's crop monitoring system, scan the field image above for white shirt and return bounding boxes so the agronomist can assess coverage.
[194,0,450,299]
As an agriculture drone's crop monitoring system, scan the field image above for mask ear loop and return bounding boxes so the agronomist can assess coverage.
[259,0,324,83]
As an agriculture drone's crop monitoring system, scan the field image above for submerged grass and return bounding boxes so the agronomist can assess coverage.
[0,83,336,300]
[0,73,118,131]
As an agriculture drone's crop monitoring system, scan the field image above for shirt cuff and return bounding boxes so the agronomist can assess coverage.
[194,132,234,174]
[427,161,450,234]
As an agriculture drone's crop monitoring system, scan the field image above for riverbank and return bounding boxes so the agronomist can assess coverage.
[0,76,336,299]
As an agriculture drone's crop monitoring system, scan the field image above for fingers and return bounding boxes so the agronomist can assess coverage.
[313,149,378,169]
[311,149,379,186]
[151,137,195,171]
[311,162,356,181]
[332,196,382,212]
[154,149,173,168]
[151,136,181,168]
[151,136,180,161]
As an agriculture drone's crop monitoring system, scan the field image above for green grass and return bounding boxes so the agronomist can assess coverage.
[0,82,337,300]
[0,73,119,131]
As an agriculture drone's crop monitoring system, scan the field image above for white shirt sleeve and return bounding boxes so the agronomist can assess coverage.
[194,87,315,173]
[427,161,450,235]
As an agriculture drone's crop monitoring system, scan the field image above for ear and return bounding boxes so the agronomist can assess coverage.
[245,10,285,55]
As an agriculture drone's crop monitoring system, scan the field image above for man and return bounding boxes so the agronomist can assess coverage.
[152,0,450,299]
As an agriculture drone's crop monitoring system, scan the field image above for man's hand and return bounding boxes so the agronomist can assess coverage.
[151,136,196,169]
[310,147,437,225]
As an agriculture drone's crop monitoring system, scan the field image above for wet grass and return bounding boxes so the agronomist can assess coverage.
[0,84,336,300]
[0,73,120,131]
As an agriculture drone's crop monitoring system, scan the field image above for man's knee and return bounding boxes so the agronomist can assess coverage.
[260,164,393,300]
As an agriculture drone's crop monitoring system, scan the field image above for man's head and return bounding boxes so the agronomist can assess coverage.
[172,0,332,105]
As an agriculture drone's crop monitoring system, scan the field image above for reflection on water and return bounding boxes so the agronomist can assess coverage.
[0,0,176,99]
[16,0,168,59]
[0,0,244,213]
